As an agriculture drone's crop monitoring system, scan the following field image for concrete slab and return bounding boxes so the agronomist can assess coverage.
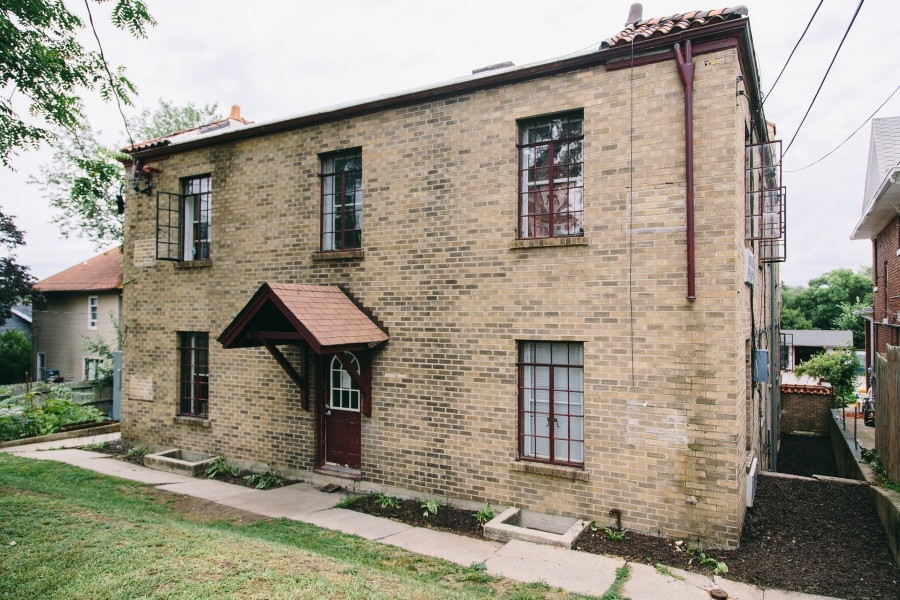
[383,526,502,566]
[299,507,413,540]
[623,562,715,600]
[6,449,197,485]
[762,590,843,600]
[156,479,261,504]
[485,538,623,596]
[0,432,120,453]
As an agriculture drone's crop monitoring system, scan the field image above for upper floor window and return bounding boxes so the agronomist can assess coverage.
[518,341,584,466]
[321,149,362,251]
[88,296,98,329]
[178,332,209,417]
[518,112,584,239]
[156,175,212,262]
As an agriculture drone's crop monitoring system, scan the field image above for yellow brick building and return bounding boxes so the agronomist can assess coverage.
[121,8,783,547]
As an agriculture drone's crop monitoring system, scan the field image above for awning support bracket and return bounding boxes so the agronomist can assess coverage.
[262,340,309,410]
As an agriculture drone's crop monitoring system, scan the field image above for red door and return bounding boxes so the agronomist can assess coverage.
[324,354,362,469]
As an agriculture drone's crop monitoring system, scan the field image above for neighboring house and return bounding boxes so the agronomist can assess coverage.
[120,7,784,548]
[32,249,123,382]
[0,305,32,339]
[852,116,900,363]
[780,329,853,372]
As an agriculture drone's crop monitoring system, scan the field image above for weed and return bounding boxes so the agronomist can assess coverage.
[654,563,684,581]
[124,446,146,458]
[420,499,439,517]
[861,448,900,493]
[335,494,359,509]
[686,545,728,575]
[457,561,495,584]
[204,456,239,479]
[375,494,401,509]
[243,463,284,490]
[600,565,631,600]
[603,527,626,541]
[473,503,495,525]
[82,441,110,451]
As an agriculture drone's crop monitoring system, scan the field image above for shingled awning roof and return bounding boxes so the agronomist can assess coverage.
[33,247,123,292]
[602,6,748,48]
[217,283,388,354]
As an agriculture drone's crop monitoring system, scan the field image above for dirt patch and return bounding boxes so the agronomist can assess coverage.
[151,488,270,524]
[347,436,900,600]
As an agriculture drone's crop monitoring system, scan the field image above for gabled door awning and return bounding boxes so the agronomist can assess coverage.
[217,283,388,411]
[217,283,388,353]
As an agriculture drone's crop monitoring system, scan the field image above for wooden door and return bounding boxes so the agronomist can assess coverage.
[324,354,362,469]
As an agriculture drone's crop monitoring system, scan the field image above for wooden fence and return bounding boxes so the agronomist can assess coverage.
[873,347,900,481]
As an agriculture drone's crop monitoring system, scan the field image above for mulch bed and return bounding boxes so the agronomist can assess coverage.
[346,435,900,600]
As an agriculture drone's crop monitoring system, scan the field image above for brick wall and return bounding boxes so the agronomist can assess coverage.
[780,385,833,434]
[872,220,900,354]
[120,46,776,547]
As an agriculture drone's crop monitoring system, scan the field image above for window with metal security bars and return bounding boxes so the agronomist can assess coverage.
[518,112,584,239]
[178,332,209,417]
[321,149,362,251]
[745,141,786,263]
[156,175,212,262]
[330,353,361,411]
[518,341,584,466]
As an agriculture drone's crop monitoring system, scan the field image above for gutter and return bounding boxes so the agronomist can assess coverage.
[674,41,697,301]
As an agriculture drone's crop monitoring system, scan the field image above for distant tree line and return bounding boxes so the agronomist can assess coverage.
[781,267,872,348]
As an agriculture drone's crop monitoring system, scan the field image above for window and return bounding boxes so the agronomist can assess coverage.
[518,113,584,239]
[156,175,212,261]
[83,358,100,381]
[321,149,362,251]
[179,332,209,417]
[518,341,584,466]
[330,353,360,411]
[88,296,98,329]
[36,352,45,379]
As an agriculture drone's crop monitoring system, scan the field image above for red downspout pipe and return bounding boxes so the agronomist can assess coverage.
[674,41,696,301]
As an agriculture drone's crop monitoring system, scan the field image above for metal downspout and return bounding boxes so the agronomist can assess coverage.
[770,263,778,470]
[674,41,696,301]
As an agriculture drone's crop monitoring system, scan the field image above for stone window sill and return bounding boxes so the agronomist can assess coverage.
[510,460,588,481]
[173,415,211,428]
[312,250,365,261]
[509,237,588,250]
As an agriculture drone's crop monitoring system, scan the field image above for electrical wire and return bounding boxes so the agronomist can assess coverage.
[83,0,135,149]
[786,82,900,173]
[782,0,866,158]
[761,0,824,107]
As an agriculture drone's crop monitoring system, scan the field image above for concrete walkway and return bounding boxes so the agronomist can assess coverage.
[2,435,838,600]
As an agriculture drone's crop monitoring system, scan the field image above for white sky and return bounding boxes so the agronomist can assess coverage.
[2,0,898,286]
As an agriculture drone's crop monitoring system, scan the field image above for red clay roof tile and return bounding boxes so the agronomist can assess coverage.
[602,6,748,48]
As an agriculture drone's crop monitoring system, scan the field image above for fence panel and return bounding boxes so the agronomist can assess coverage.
[876,347,900,481]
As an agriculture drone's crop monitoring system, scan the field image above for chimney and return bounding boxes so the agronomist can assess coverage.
[626,3,642,25]
[229,105,242,121]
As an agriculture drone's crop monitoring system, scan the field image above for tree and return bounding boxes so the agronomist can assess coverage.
[0,329,31,384]
[794,346,861,407]
[0,210,36,321]
[0,0,155,167]
[781,267,872,347]
[30,100,221,247]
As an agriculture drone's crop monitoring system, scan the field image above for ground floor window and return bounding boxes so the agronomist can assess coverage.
[83,358,100,382]
[178,332,209,417]
[518,341,584,466]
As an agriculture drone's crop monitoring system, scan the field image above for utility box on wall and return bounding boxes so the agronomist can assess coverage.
[754,349,769,383]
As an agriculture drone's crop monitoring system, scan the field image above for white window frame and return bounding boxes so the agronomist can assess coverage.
[88,296,99,329]
[330,353,361,411]
[83,357,100,381]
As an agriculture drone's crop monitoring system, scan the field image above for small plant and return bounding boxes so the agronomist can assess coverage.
[654,563,685,581]
[204,456,239,479]
[82,441,110,451]
[336,494,359,509]
[603,527,626,541]
[244,463,284,490]
[588,519,599,531]
[861,448,900,493]
[686,545,728,575]
[420,498,439,517]
[600,565,631,600]
[473,503,495,525]
[124,446,147,458]
[457,561,494,584]
[375,493,401,509]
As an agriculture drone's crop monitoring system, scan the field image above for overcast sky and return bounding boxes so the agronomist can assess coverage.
[2,0,898,286]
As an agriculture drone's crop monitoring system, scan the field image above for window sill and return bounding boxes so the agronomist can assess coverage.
[174,260,212,270]
[312,249,365,261]
[509,237,588,250]
[510,460,588,481]
[173,415,211,427]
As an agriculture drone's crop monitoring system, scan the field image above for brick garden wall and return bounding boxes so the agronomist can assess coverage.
[780,384,833,435]
[120,46,776,547]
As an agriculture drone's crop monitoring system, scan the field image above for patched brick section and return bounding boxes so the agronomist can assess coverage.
[120,46,778,548]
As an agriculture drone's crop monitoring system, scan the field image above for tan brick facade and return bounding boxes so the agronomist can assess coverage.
[121,21,780,547]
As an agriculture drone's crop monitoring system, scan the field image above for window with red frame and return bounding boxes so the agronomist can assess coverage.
[518,341,584,466]
[179,332,209,417]
[321,149,362,251]
[518,112,584,239]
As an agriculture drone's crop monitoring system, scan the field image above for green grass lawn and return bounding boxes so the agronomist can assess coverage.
[0,453,596,599]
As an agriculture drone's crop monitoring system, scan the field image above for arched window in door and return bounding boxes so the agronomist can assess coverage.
[330,353,360,411]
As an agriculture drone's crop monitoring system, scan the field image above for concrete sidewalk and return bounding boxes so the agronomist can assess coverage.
[2,436,838,600]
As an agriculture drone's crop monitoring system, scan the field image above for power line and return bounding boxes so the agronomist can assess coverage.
[783,0,866,157]
[762,0,824,107]
[787,82,900,173]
